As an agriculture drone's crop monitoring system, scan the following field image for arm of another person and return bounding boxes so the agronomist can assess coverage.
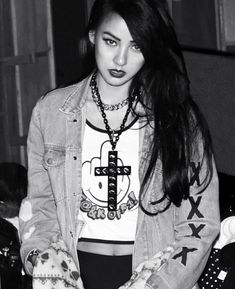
[19,100,60,275]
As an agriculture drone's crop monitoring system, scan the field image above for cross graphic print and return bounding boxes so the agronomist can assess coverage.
[95,151,131,211]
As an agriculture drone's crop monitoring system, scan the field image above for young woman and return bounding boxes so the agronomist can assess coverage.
[19,0,220,288]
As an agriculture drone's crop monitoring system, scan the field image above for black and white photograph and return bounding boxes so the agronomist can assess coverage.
[0,1,235,289]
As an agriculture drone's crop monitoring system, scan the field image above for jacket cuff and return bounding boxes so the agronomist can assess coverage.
[20,238,51,275]
[147,274,171,289]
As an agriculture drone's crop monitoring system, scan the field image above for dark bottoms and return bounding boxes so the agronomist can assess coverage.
[77,250,132,289]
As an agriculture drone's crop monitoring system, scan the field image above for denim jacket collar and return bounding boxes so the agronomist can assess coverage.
[59,75,91,115]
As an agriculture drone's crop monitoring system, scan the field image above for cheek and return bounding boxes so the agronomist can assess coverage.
[95,48,108,68]
[137,54,145,67]
[95,42,108,59]
[131,57,145,73]
[138,58,145,69]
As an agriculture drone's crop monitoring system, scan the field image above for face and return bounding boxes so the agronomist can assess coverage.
[89,12,145,89]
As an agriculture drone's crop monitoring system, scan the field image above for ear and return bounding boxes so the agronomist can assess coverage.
[89,30,96,45]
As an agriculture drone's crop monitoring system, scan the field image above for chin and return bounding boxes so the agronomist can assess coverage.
[106,76,131,87]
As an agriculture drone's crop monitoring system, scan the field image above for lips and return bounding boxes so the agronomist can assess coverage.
[108,69,126,78]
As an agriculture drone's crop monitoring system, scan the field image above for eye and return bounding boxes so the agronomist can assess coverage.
[98,182,102,189]
[131,43,141,51]
[103,38,117,46]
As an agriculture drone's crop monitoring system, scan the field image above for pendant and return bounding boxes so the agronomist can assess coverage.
[94,151,131,211]
[111,130,118,143]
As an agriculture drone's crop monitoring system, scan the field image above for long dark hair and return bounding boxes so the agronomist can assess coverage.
[80,0,214,214]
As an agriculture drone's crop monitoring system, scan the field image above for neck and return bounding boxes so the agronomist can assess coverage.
[89,72,136,150]
[96,73,130,104]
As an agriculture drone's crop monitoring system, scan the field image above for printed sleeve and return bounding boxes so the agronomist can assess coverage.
[19,100,60,275]
[146,147,220,289]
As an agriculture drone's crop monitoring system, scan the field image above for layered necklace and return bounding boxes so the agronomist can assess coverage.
[89,72,138,211]
[90,72,137,151]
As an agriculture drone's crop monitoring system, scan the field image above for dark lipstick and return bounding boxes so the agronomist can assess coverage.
[108,69,126,78]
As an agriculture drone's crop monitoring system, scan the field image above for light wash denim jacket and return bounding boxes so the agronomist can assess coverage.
[19,75,220,289]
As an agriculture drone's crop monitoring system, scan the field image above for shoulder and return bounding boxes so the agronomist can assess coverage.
[28,76,91,130]
[35,76,91,113]
[43,84,80,103]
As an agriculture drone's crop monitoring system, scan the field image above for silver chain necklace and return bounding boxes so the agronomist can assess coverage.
[90,75,130,111]
[92,96,129,111]
[90,72,136,150]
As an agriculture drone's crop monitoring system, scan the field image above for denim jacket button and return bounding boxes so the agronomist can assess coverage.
[47,158,53,164]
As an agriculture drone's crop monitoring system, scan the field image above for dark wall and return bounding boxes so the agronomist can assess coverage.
[173,0,218,50]
[51,0,87,87]
[184,51,235,175]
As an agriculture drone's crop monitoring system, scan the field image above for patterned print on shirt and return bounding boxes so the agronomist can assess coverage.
[81,141,138,220]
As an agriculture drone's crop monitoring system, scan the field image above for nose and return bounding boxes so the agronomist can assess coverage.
[113,47,128,67]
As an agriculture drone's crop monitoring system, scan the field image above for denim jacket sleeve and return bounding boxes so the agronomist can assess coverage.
[146,148,220,289]
[19,100,60,275]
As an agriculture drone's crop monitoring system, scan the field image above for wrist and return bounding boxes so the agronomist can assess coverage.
[27,249,40,266]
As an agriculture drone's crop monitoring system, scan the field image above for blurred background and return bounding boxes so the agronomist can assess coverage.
[0,0,235,178]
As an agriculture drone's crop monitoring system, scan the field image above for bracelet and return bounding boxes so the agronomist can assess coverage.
[28,249,40,263]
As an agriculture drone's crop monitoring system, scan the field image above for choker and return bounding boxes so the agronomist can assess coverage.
[90,72,129,111]
[92,95,129,111]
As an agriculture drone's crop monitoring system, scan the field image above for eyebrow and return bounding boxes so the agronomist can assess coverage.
[103,31,135,43]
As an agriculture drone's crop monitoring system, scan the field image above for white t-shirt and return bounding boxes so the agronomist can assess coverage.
[79,118,140,243]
